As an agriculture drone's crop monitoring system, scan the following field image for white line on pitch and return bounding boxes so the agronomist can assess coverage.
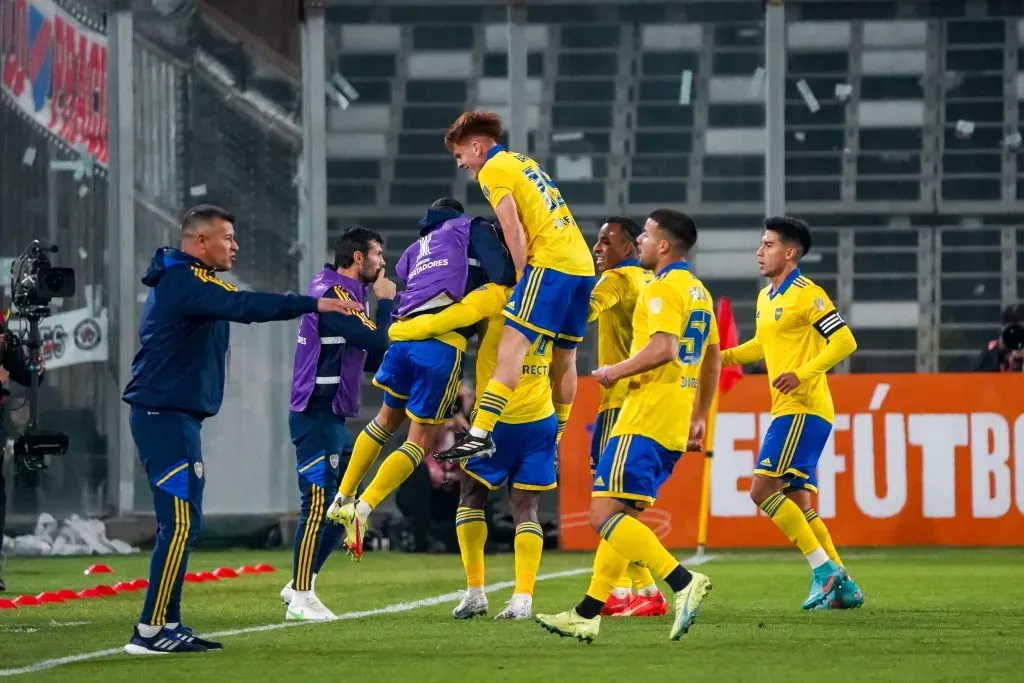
[0,567,589,678]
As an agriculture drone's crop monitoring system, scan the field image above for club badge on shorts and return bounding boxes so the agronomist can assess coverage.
[194,461,204,479]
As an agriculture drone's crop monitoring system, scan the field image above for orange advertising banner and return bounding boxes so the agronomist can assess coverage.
[559,374,1024,549]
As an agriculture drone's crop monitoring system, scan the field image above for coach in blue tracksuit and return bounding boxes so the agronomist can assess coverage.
[120,205,360,655]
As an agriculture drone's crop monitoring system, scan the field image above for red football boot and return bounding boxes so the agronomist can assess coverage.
[600,592,633,616]
[621,591,669,617]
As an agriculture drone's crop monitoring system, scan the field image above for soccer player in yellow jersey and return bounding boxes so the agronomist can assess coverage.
[438,112,595,462]
[388,283,555,621]
[587,217,667,618]
[536,209,719,643]
[721,216,864,611]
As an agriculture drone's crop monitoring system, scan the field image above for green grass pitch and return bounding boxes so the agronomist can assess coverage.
[1,549,1023,682]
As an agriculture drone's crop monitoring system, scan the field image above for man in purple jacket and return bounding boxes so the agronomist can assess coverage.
[280,226,396,621]
[327,198,514,560]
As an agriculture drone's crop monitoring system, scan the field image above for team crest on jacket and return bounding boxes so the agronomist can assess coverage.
[774,307,783,321]
[329,453,340,469]
[194,462,204,479]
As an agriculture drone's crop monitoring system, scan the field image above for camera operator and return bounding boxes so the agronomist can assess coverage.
[973,304,1024,372]
[0,307,44,592]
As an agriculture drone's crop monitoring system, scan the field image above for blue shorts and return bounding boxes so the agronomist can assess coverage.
[288,398,353,490]
[592,434,681,508]
[755,413,833,494]
[462,414,558,491]
[503,265,594,348]
[373,339,464,424]
[589,407,621,472]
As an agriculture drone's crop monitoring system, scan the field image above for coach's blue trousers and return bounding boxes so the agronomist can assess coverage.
[130,406,204,627]
[289,399,352,592]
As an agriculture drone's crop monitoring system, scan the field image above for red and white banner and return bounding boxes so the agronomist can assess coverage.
[0,0,108,165]
[559,374,1024,548]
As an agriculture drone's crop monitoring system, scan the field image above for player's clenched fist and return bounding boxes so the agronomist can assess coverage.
[317,298,364,315]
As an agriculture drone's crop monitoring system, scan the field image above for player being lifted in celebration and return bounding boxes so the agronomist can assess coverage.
[586,217,667,618]
[536,209,720,643]
[436,112,595,462]
[721,216,863,610]
[389,281,555,621]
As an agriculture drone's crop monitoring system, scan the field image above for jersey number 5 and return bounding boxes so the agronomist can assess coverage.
[524,167,566,213]
[678,310,712,365]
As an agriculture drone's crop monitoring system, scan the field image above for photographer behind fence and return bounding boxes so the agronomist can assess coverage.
[973,303,1024,372]
[0,240,73,591]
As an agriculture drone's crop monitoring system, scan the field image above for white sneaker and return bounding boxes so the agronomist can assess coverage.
[494,593,532,620]
[286,592,336,622]
[452,590,488,619]
[280,574,317,605]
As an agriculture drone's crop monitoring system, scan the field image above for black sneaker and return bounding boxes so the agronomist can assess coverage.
[123,625,209,655]
[173,625,223,650]
[434,434,496,462]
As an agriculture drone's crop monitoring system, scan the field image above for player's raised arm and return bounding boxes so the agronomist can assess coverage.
[594,279,684,385]
[389,283,509,342]
[319,279,396,355]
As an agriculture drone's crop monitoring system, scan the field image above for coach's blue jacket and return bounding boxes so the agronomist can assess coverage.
[122,247,318,419]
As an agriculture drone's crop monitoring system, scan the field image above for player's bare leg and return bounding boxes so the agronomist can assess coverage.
[495,489,544,620]
[785,488,863,609]
[438,327,531,461]
[550,345,578,443]
[331,420,441,561]
[453,478,490,619]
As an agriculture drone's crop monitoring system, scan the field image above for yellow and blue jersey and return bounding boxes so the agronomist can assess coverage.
[721,269,857,423]
[611,262,719,453]
[387,283,554,424]
[477,145,594,277]
[588,259,654,412]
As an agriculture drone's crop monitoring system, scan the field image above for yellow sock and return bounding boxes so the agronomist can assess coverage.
[339,419,393,498]
[586,540,631,602]
[598,513,678,580]
[553,402,572,444]
[760,492,821,556]
[513,522,544,595]
[614,569,632,591]
[472,380,514,434]
[359,441,424,509]
[627,562,657,591]
[804,508,843,566]
[456,507,487,588]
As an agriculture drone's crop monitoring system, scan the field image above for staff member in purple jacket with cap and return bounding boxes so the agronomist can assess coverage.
[121,205,361,655]
[281,226,396,622]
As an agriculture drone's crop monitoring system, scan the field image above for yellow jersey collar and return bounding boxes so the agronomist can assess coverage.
[768,268,801,300]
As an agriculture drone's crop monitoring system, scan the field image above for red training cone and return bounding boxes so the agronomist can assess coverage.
[78,588,102,599]
[196,571,219,582]
[0,599,18,609]
[213,567,239,579]
[93,585,118,597]
[183,573,204,583]
[254,564,276,573]
[36,592,64,604]
[57,589,80,600]
[113,581,138,592]
[84,563,112,575]
[13,595,41,607]
[131,578,149,590]
[237,565,260,574]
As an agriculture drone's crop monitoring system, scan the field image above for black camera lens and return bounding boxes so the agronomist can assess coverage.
[43,271,64,290]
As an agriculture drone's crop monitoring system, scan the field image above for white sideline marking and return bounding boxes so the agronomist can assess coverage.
[0,567,589,678]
